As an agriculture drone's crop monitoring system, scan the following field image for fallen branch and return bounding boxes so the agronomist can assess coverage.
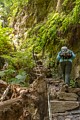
[0,85,11,101]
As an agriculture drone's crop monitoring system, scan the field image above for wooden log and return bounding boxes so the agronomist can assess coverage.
[0,91,39,120]
[0,97,23,120]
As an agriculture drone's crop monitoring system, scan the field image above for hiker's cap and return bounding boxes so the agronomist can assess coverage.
[61,46,68,51]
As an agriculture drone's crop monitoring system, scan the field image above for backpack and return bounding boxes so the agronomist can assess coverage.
[60,49,72,59]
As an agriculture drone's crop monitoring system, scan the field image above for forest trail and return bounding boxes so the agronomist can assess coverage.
[0,57,80,120]
[32,56,80,120]
[47,78,80,120]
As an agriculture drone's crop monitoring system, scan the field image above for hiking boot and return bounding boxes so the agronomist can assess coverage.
[64,84,69,92]
[63,84,68,88]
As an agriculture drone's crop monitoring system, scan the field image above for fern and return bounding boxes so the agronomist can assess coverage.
[72,4,80,23]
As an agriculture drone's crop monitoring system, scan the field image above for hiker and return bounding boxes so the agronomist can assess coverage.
[56,46,75,86]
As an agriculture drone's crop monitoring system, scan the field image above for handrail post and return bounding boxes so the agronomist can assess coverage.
[47,84,52,120]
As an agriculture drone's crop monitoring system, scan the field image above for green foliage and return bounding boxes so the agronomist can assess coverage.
[72,1,80,23]
[62,0,75,14]
[0,68,15,82]
[0,0,29,26]
[0,71,5,77]
[70,79,76,87]
[0,69,29,86]
[0,51,33,86]
[3,49,35,69]
[61,14,73,31]
[1,50,35,86]
[24,13,64,55]
[10,70,29,87]
[0,26,13,54]
[20,0,79,69]
[1,0,80,56]
[0,0,79,87]
[62,0,69,6]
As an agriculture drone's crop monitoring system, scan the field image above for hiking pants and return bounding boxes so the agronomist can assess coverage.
[60,61,72,85]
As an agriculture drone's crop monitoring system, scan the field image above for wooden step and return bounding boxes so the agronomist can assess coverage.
[52,113,80,120]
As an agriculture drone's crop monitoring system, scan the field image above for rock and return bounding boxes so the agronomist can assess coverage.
[50,100,79,113]
[57,92,78,101]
